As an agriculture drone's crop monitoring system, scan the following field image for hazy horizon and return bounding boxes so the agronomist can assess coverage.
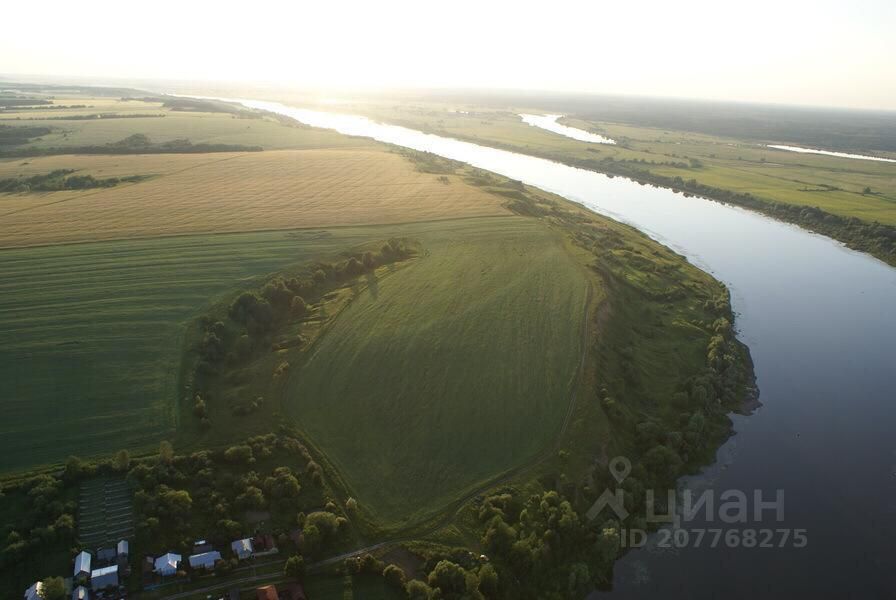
[2,0,895,111]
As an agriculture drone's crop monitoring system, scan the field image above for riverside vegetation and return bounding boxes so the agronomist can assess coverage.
[343,99,896,266]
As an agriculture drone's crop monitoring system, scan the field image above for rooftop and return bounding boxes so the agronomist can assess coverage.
[189,550,222,569]
[91,565,118,577]
[74,550,92,575]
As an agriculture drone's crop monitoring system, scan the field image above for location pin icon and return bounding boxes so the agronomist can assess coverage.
[609,456,631,484]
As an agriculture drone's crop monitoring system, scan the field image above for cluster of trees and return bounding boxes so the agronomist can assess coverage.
[191,239,418,425]
[0,169,146,193]
[0,474,75,572]
[38,576,66,599]
[0,97,53,108]
[298,510,347,558]
[156,97,257,117]
[599,304,749,476]
[474,489,614,599]
[341,552,498,600]
[128,433,338,556]
[0,124,51,147]
[5,102,87,109]
[360,489,600,599]
[0,452,137,579]
[9,113,164,122]
[0,133,263,157]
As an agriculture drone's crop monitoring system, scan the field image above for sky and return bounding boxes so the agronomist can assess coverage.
[2,0,894,110]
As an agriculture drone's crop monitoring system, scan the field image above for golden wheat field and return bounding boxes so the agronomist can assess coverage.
[0,152,218,178]
[0,149,508,247]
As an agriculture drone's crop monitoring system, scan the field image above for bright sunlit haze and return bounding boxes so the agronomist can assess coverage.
[2,0,894,110]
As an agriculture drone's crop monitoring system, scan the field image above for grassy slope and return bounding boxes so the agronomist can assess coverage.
[425,175,746,543]
[287,217,589,525]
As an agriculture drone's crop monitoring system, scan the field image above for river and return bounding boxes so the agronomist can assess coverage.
[222,98,896,598]
[767,144,896,163]
[519,113,616,144]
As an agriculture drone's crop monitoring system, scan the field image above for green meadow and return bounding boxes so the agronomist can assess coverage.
[0,227,396,471]
[286,218,589,524]
[0,216,587,481]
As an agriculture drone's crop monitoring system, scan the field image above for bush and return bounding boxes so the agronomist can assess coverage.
[236,486,266,509]
[383,564,407,588]
[192,394,208,418]
[224,445,254,463]
[40,576,66,599]
[406,579,435,600]
[284,554,305,581]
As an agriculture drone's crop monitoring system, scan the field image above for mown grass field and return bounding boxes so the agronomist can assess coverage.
[0,227,417,471]
[0,213,578,479]
[286,217,590,525]
[342,101,896,225]
[0,148,506,247]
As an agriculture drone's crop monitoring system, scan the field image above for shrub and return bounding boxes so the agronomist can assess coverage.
[384,564,407,588]
[284,554,305,580]
[224,445,254,463]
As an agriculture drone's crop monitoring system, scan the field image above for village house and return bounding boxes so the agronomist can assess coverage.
[117,539,131,572]
[254,583,307,600]
[252,533,278,556]
[72,585,89,600]
[74,550,92,580]
[23,582,43,600]
[154,552,182,576]
[91,564,119,591]
[189,550,222,570]
[231,538,254,560]
[256,585,278,600]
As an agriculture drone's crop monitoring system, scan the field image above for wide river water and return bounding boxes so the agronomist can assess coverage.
[767,144,896,163]
[224,98,895,598]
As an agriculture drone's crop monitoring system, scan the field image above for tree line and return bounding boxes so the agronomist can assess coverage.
[0,133,263,157]
[190,238,417,426]
[0,169,147,193]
